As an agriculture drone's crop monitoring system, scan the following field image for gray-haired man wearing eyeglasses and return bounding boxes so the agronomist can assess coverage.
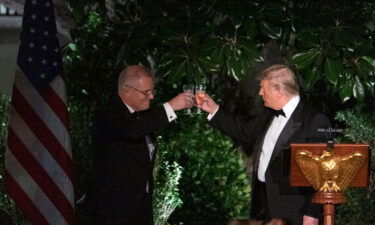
[85,65,194,225]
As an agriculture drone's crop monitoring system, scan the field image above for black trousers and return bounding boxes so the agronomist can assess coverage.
[137,192,154,225]
[88,192,154,225]
[251,180,270,222]
[251,180,295,225]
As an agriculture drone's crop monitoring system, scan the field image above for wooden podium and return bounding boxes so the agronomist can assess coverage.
[290,143,370,225]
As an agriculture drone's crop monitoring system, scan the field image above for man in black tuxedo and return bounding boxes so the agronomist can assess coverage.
[85,65,194,225]
[201,64,330,225]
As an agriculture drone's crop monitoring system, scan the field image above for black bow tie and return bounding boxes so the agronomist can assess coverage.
[271,109,286,118]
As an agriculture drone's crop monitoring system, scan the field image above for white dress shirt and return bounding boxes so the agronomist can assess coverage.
[163,102,178,122]
[207,105,219,121]
[257,95,300,182]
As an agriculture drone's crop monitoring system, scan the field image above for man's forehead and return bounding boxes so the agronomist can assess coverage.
[138,76,154,88]
[140,75,153,83]
[260,79,268,85]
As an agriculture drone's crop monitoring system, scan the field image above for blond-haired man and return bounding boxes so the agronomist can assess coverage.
[202,64,330,225]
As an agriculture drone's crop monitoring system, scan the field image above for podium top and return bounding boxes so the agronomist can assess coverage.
[291,143,369,148]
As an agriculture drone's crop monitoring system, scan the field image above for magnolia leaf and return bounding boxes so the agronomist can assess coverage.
[239,20,257,40]
[291,49,320,69]
[355,40,375,56]
[167,62,187,84]
[324,58,342,85]
[197,56,220,72]
[224,45,233,60]
[259,22,282,39]
[238,41,263,62]
[115,42,127,66]
[338,73,354,103]
[295,29,319,47]
[200,39,220,56]
[355,58,375,78]
[353,76,365,102]
[229,53,242,81]
[364,80,375,96]
[211,45,226,65]
[303,67,321,91]
[239,57,251,79]
[339,84,353,103]
[193,59,205,75]
[157,51,186,77]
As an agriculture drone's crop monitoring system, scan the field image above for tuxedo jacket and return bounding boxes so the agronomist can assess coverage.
[210,100,330,225]
[85,95,170,225]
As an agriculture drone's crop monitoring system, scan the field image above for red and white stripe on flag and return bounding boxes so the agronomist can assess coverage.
[4,71,75,225]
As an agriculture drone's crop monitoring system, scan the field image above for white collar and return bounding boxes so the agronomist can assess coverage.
[124,103,135,113]
[282,95,300,118]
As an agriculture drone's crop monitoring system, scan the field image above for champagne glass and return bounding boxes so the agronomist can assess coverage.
[195,84,206,114]
[183,85,194,115]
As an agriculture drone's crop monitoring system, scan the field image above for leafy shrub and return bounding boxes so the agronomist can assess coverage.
[335,110,375,225]
[0,94,29,225]
[153,159,183,225]
[68,98,95,198]
[157,115,251,225]
[335,110,375,152]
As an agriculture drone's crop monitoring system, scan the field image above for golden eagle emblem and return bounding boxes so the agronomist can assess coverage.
[295,149,365,192]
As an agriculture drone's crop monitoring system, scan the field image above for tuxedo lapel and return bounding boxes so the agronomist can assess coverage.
[269,119,301,164]
[269,101,304,164]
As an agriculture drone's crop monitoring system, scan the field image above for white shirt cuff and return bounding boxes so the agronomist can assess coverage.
[163,102,177,122]
[207,106,219,121]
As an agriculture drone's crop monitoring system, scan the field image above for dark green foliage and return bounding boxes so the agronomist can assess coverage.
[64,11,117,104]
[335,110,375,165]
[68,98,95,199]
[157,115,250,225]
[335,110,375,225]
[65,0,375,119]
[336,188,375,225]
[0,94,28,225]
[0,95,11,218]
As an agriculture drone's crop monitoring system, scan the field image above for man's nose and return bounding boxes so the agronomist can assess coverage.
[148,93,154,99]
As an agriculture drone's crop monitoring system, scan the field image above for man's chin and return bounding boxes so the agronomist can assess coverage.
[142,105,150,111]
[134,106,150,112]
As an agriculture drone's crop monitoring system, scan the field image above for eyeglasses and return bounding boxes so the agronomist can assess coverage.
[125,84,155,98]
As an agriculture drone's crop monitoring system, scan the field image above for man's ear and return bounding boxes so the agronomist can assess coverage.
[276,87,285,98]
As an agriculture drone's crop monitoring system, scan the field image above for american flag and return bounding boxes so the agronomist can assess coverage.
[4,0,75,225]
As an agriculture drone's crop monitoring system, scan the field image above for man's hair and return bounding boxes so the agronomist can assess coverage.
[258,64,299,96]
[117,65,155,90]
